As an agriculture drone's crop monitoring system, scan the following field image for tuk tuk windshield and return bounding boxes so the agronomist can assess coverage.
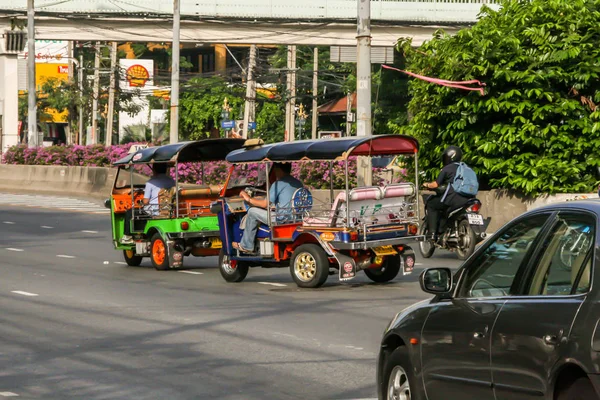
[227,163,267,189]
[115,165,150,189]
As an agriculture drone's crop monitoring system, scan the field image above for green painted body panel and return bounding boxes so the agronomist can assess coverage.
[109,203,220,251]
[143,216,219,235]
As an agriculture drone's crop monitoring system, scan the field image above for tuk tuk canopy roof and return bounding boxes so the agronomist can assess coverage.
[225,135,419,163]
[113,138,246,165]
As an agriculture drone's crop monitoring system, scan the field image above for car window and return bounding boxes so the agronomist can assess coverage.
[458,214,550,298]
[527,213,594,296]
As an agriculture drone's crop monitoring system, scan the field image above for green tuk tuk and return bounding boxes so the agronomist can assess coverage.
[108,138,245,270]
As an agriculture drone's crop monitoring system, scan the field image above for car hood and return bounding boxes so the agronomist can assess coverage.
[385,298,433,333]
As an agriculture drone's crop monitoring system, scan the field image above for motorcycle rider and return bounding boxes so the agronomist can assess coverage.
[423,146,474,243]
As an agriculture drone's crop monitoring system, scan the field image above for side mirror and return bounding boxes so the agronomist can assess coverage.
[104,198,111,209]
[419,268,453,295]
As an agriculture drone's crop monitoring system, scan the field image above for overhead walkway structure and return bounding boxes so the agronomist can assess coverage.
[0,0,501,46]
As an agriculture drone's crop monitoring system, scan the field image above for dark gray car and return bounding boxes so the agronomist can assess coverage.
[377,201,600,400]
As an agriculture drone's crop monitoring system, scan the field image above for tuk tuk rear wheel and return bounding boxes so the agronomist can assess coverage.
[218,249,249,282]
[150,233,170,271]
[290,244,329,288]
[123,249,143,266]
[364,254,401,283]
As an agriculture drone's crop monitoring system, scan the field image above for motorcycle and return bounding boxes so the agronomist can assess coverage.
[419,187,488,260]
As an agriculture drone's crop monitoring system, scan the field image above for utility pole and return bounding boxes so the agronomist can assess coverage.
[91,42,100,145]
[356,0,372,185]
[105,41,117,147]
[346,93,352,137]
[356,0,371,137]
[285,45,297,142]
[66,41,73,145]
[78,54,84,145]
[27,0,37,148]
[242,44,257,138]
[285,46,291,141]
[312,47,318,140]
[169,0,180,144]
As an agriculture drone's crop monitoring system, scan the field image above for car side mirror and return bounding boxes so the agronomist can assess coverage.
[419,268,453,295]
[104,198,111,209]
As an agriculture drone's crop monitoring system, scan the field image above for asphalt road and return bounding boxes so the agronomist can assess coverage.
[0,196,462,400]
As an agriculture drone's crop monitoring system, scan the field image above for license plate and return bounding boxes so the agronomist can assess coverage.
[373,245,398,256]
[468,214,484,225]
[210,237,223,248]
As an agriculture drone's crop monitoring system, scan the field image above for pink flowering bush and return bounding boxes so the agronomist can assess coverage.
[2,143,135,167]
[2,144,402,189]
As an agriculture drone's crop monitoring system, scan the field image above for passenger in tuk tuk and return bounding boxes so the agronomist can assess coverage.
[121,163,176,244]
[233,162,302,253]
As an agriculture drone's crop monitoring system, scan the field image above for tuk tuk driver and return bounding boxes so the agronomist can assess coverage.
[233,162,302,253]
[120,163,176,244]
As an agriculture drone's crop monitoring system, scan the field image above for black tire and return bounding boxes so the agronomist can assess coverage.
[150,233,170,271]
[382,346,417,400]
[290,244,329,288]
[419,223,436,259]
[122,249,143,266]
[364,254,401,283]
[456,219,477,261]
[557,377,598,400]
[218,249,249,283]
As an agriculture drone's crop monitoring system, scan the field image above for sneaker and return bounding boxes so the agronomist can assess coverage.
[120,235,134,244]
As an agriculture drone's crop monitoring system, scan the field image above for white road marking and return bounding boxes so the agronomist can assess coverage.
[41,226,53,229]
[5,248,24,252]
[415,263,423,266]
[0,194,108,214]
[81,230,98,234]
[114,262,128,265]
[258,282,287,287]
[2,221,15,225]
[0,392,19,397]
[178,270,204,275]
[11,291,38,297]
[56,255,75,259]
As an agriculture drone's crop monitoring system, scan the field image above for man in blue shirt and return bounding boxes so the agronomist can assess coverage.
[142,163,176,216]
[121,163,176,244]
[234,162,303,253]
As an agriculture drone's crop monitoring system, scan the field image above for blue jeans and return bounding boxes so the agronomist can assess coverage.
[240,207,269,251]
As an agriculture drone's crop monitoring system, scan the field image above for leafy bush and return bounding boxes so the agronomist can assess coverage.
[400,0,600,195]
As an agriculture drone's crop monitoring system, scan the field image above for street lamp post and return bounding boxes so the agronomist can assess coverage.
[295,104,307,141]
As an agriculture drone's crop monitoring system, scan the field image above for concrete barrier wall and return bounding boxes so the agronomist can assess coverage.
[0,164,116,200]
[0,164,596,228]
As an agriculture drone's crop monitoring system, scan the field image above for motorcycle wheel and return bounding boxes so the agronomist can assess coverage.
[419,224,436,259]
[456,219,477,261]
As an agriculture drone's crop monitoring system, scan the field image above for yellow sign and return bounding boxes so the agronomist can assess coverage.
[36,63,69,123]
[126,64,150,87]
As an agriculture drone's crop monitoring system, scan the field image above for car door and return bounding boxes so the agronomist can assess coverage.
[490,211,594,400]
[421,213,552,400]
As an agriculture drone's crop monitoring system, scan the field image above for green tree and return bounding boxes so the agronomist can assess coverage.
[177,76,245,140]
[255,102,285,143]
[400,0,600,196]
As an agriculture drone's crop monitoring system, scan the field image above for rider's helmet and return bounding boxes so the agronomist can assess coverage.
[442,146,463,166]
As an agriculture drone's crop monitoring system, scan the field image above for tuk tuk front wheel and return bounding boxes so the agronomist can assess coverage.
[150,233,170,271]
[123,249,143,266]
[218,249,249,282]
[364,254,401,283]
[290,244,329,288]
